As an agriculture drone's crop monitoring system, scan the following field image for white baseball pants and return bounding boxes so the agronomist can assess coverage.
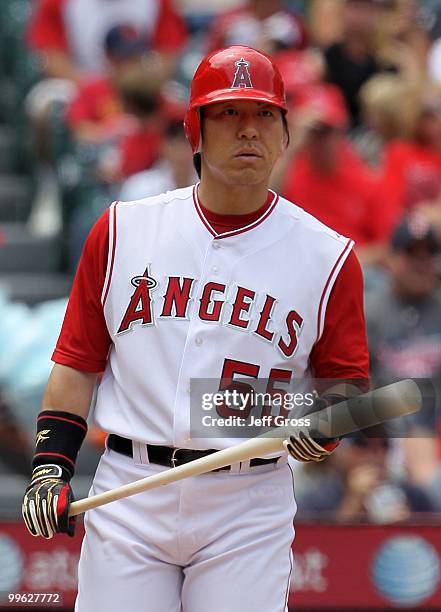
[75,447,296,612]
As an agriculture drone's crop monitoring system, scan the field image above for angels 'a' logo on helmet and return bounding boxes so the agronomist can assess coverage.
[231,57,253,89]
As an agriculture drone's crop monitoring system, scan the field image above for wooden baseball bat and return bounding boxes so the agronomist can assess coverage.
[69,379,421,517]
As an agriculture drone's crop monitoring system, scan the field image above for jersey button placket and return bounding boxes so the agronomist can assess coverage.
[172,240,222,446]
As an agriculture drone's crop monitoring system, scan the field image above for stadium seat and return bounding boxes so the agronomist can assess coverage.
[0,126,18,174]
[0,175,34,222]
[0,223,62,272]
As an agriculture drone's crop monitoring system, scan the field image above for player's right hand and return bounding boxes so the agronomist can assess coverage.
[283,430,340,462]
[22,464,75,539]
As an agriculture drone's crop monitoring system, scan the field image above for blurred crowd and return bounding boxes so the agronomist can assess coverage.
[0,0,440,522]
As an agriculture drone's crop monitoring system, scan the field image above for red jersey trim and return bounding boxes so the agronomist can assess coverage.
[316,239,354,342]
[193,185,215,236]
[102,201,118,306]
[193,184,279,239]
[52,349,107,373]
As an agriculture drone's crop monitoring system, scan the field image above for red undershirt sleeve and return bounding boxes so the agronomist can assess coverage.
[52,209,112,373]
[309,250,370,392]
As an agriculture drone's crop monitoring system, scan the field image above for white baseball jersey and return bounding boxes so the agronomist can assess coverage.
[94,185,353,449]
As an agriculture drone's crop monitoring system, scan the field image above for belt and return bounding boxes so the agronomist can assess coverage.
[107,434,279,472]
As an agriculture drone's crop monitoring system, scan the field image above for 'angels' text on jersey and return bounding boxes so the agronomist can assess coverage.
[117,266,303,359]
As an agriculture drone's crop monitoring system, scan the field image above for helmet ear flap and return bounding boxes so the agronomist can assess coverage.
[184,107,201,154]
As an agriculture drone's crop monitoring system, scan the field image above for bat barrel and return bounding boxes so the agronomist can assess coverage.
[258,379,422,441]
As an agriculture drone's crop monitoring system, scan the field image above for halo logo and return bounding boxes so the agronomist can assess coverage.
[0,534,23,596]
[232,58,253,89]
[371,535,440,607]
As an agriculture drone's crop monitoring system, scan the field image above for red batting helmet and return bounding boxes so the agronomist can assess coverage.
[184,46,288,153]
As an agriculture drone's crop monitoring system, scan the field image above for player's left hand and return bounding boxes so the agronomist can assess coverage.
[22,465,75,539]
[283,431,340,462]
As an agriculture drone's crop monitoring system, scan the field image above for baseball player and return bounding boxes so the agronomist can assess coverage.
[22,46,369,611]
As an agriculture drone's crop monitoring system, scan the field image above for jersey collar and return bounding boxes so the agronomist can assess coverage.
[192,184,279,239]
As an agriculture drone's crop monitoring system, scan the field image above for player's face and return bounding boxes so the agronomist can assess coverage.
[200,100,287,187]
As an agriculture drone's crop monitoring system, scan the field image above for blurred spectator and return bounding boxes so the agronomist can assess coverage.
[275,48,325,104]
[296,429,435,522]
[323,0,394,128]
[67,65,164,267]
[64,24,167,186]
[355,73,416,166]
[27,0,188,83]
[378,82,441,238]
[365,216,441,510]
[24,0,187,161]
[96,62,164,183]
[25,1,186,243]
[120,119,198,201]
[206,0,307,56]
[308,0,345,48]
[311,0,435,78]
[366,216,441,384]
[374,0,433,80]
[274,85,387,265]
[66,24,157,144]
[63,52,173,271]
